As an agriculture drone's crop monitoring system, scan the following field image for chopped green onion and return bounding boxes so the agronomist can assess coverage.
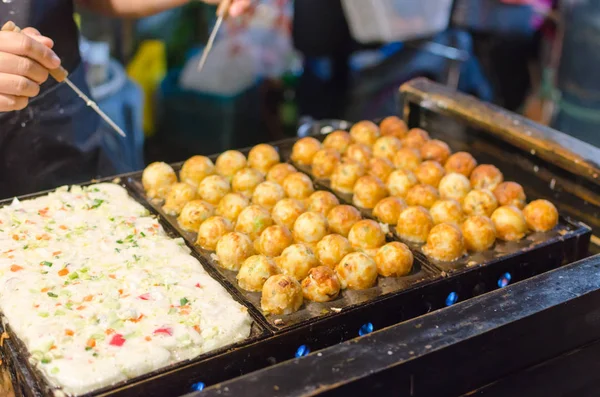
[51,367,60,374]
[41,358,52,364]
[47,292,58,298]
[91,199,104,209]
[180,297,189,306]
[41,261,53,267]
[68,272,79,280]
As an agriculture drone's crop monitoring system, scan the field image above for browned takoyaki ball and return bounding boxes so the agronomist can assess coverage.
[248,144,280,175]
[420,139,451,164]
[162,182,197,216]
[252,181,285,211]
[316,234,354,269]
[216,232,255,271]
[293,211,329,245]
[491,205,528,241]
[282,172,315,200]
[372,197,407,225]
[237,255,279,292]
[178,200,215,232]
[401,128,430,149]
[266,163,297,186]
[461,215,496,252]
[196,216,233,251]
[396,206,434,243]
[307,191,340,216]
[373,136,403,163]
[352,176,389,209]
[216,193,249,222]
[345,143,373,167]
[493,182,527,209]
[215,150,247,179]
[429,199,464,225]
[142,162,177,200]
[470,164,504,191]
[438,173,471,203]
[393,147,422,171]
[235,205,274,241]
[375,242,413,277]
[422,223,466,262]
[350,120,380,146]
[463,189,498,217]
[335,252,378,290]
[348,220,386,250]
[323,130,352,154]
[523,199,559,232]
[368,157,395,183]
[277,244,319,281]
[231,168,265,198]
[197,175,231,205]
[257,225,294,257]
[380,116,408,139]
[311,148,341,179]
[261,274,303,315]
[386,169,418,198]
[291,137,322,166]
[327,205,362,237]
[301,266,341,302]
[272,198,306,230]
[180,155,215,188]
[415,160,446,187]
[405,184,440,209]
[331,160,366,194]
[444,152,477,177]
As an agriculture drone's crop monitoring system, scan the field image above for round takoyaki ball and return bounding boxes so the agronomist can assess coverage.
[197,175,231,205]
[232,168,265,198]
[316,234,354,269]
[345,143,373,167]
[217,193,249,222]
[252,181,286,211]
[491,205,528,241]
[261,274,303,315]
[438,173,471,203]
[277,244,319,281]
[237,255,279,292]
[445,152,477,177]
[420,139,451,164]
[248,144,280,175]
[401,128,430,149]
[180,155,215,188]
[335,252,378,290]
[470,164,504,191]
[196,216,233,251]
[323,130,352,154]
[257,225,293,257]
[375,242,413,277]
[422,223,466,262]
[415,160,445,187]
[327,205,362,237]
[311,148,341,179]
[216,232,255,271]
[307,191,340,216]
[235,205,274,241]
[331,160,366,194]
[291,137,322,166]
[373,197,407,225]
[350,120,380,146]
[301,266,341,302]
[348,220,386,250]
[266,163,296,186]
[463,189,498,217]
[353,176,389,209]
[523,199,559,232]
[380,116,408,139]
[396,206,434,243]
[429,199,464,226]
[272,198,307,230]
[373,136,403,163]
[386,169,418,198]
[282,172,315,200]
[142,162,177,200]
[215,150,247,180]
[493,182,527,209]
[162,182,197,216]
[461,215,496,252]
[178,200,215,232]
[393,147,422,172]
[293,211,329,245]
[369,157,395,183]
[405,184,440,209]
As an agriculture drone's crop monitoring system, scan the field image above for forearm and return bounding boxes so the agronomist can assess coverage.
[76,0,192,18]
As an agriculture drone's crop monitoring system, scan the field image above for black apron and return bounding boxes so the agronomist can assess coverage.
[0,0,114,200]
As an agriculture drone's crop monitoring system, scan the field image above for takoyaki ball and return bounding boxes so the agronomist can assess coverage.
[380,116,408,139]
[396,206,434,243]
[470,164,504,191]
[216,232,255,271]
[369,157,395,183]
[142,162,177,200]
[266,163,296,186]
[405,184,440,209]
[393,147,422,172]
[373,136,403,163]
[463,189,498,217]
[252,181,286,211]
[216,193,249,222]
[345,143,372,167]
[335,252,378,290]
[316,234,354,269]
[331,160,366,194]
[282,172,315,200]
[373,197,407,225]
[430,199,464,226]
[386,169,418,198]
[257,225,293,257]
[461,215,496,252]
[293,211,329,244]
[235,205,274,241]
[445,152,477,177]
[197,175,231,205]
[350,120,380,146]
[231,168,265,198]
[237,255,279,292]
[301,266,341,302]
[327,205,362,237]
[438,173,471,203]
[311,148,341,179]
[348,220,386,250]
[307,191,340,216]
[248,144,280,175]
[261,274,303,315]
[420,139,451,164]
[523,199,559,232]
[353,176,389,209]
[162,182,197,216]
[180,155,215,188]
[415,161,445,187]
[277,244,319,281]
[493,182,527,209]
[375,242,413,277]
[491,205,528,241]
[323,130,352,154]
[422,223,466,262]
[177,200,215,232]
[272,198,307,230]
[401,128,430,149]
[291,137,322,166]
[215,150,247,179]
[196,216,233,251]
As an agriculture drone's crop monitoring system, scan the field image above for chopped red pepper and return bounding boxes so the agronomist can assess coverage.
[10,265,23,272]
[153,327,173,336]
[109,334,126,347]
[138,293,151,301]
[195,283,203,288]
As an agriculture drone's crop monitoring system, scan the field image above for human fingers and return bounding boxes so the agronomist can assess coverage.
[230,0,251,17]
[0,31,60,70]
[21,27,54,49]
[0,93,28,112]
[0,72,42,98]
[0,52,50,84]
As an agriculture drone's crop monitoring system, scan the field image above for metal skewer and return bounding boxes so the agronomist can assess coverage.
[197,0,233,72]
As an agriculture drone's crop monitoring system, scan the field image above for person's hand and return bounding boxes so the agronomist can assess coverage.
[202,0,251,17]
[0,27,60,112]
